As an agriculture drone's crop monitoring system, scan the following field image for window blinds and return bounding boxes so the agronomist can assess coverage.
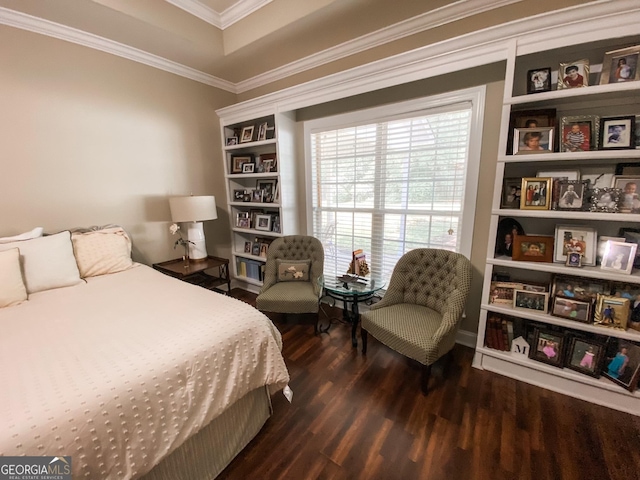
[310,103,472,282]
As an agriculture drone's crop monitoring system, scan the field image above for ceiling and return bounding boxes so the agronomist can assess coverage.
[0,0,585,94]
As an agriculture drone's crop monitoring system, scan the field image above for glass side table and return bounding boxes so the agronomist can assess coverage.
[320,275,385,348]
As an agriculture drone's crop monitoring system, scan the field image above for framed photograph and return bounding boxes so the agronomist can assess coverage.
[601,240,637,274]
[489,281,524,305]
[259,243,269,257]
[495,217,525,257]
[530,327,565,367]
[560,115,599,152]
[636,115,640,149]
[231,155,252,174]
[615,162,640,175]
[603,339,640,391]
[507,109,556,155]
[226,136,238,146]
[251,243,260,256]
[232,189,245,202]
[255,214,272,231]
[527,67,552,94]
[551,274,610,302]
[236,212,250,229]
[556,180,588,210]
[513,289,548,313]
[242,192,251,202]
[520,177,551,209]
[257,122,268,141]
[553,225,597,265]
[551,296,591,323]
[599,45,640,85]
[598,236,625,265]
[600,116,636,149]
[251,189,263,203]
[566,252,582,267]
[611,176,640,213]
[566,337,606,377]
[612,282,640,332]
[256,179,277,196]
[271,215,281,233]
[514,127,554,154]
[244,241,252,253]
[594,294,630,330]
[240,126,254,143]
[589,187,621,213]
[558,59,589,89]
[260,153,277,172]
[501,178,522,209]
[242,163,255,173]
[512,235,554,263]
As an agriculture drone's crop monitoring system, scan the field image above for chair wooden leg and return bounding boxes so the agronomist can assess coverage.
[421,364,432,395]
[361,328,368,354]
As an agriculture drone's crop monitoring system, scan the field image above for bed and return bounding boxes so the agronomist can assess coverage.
[0,228,289,479]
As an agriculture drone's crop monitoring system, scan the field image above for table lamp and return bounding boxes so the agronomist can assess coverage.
[169,195,217,260]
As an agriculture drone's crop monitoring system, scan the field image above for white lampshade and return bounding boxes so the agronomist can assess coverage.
[169,196,217,222]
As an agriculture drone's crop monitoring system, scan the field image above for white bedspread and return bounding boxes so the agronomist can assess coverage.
[0,265,289,479]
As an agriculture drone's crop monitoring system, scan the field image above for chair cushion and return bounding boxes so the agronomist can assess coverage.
[256,281,319,314]
[361,303,443,365]
[276,259,310,282]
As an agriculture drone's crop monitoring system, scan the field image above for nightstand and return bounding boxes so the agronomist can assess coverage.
[153,256,231,294]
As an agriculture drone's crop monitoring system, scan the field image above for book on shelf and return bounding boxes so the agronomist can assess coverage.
[485,314,524,351]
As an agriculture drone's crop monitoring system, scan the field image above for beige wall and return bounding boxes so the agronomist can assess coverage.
[295,63,505,332]
[0,26,235,265]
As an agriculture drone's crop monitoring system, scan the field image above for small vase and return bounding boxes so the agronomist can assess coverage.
[183,245,190,267]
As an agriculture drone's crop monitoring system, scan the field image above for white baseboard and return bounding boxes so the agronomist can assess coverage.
[455,329,477,349]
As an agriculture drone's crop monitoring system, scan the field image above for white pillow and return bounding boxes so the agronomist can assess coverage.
[0,231,82,294]
[0,248,28,307]
[71,227,134,277]
[0,227,44,244]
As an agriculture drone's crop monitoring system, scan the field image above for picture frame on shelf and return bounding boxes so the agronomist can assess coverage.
[226,136,238,146]
[271,215,281,233]
[553,225,597,265]
[612,282,640,332]
[512,235,554,263]
[599,116,636,150]
[611,176,640,213]
[594,294,630,330]
[251,189,263,203]
[615,162,640,175]
[636,115,640,149]
[530,327,566,367]
[260,243,269,258]
[566,337,606,378]
[257,179,277,197]
[601,240,637,275]
[242,163,255,173]
[233,189,245,201]
[597,236,625,265]
[582,173,614,189]
[501,177,522,209]
[231,155,252,174]
[559,115,599,152]
[495,218,525,257]
[242,192,252,202]
[260,153,277,172]
[527,67,552,94]
[566,252,582,267]
[603,339,640,392]
[520,177,551,209]
[599,45,640,84]
[507,109,556,155]
[551,274,610,302]
[589,187,621,213]
[240,126,254,143]
[248,209,264,228]
[489,281,523,305]
[551,296,591,323]
[255,214,272,231]
[557,59,589,89]
[556,180,588,210]
[244,241,252,253]
[251,243,260,256]
[513,289,548,313]
[236,212,250,229]
[257,122,268,141]
[514,127,554,154]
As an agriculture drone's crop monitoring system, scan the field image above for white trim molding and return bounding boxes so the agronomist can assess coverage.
[0,6,236,92]
[165,0,272,30]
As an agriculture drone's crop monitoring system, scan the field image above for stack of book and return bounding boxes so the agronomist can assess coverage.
[236,257,264,281]
[485,313,517,351]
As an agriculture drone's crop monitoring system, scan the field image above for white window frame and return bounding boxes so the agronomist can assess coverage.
[303,86,485,261]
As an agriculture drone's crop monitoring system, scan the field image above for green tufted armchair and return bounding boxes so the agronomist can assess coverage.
[256,236,324,329]
[361,248,472,394]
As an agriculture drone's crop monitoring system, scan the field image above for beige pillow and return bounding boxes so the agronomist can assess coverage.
[0,231,82,294]
[277,259,311,282]
[72,227,134,278]
[0,248,28,307]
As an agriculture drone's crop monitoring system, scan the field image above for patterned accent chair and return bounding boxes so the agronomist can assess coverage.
[361,249,472,394]
[256,236,324,330]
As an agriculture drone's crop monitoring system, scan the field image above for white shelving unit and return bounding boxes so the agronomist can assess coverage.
[473,32,640,416]
[219,112,299,289]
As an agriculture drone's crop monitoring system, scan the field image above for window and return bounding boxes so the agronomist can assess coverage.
[304,87,484,281]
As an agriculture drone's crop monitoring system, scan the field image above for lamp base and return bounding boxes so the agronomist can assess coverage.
[186,222,208,260]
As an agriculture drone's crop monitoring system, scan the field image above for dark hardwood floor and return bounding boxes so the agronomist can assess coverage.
[219,289,640,480]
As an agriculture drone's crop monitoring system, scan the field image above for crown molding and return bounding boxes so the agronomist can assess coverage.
[234,0,521,93]
[0,6,236,92]
[165,0,272,29]
[218,1,640,121]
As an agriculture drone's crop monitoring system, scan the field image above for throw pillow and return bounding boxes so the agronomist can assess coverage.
[72,227,134,277]
[0,231,82,294]
[277,259,311,282]
[0,248,28,307]
[0,227,44,244]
